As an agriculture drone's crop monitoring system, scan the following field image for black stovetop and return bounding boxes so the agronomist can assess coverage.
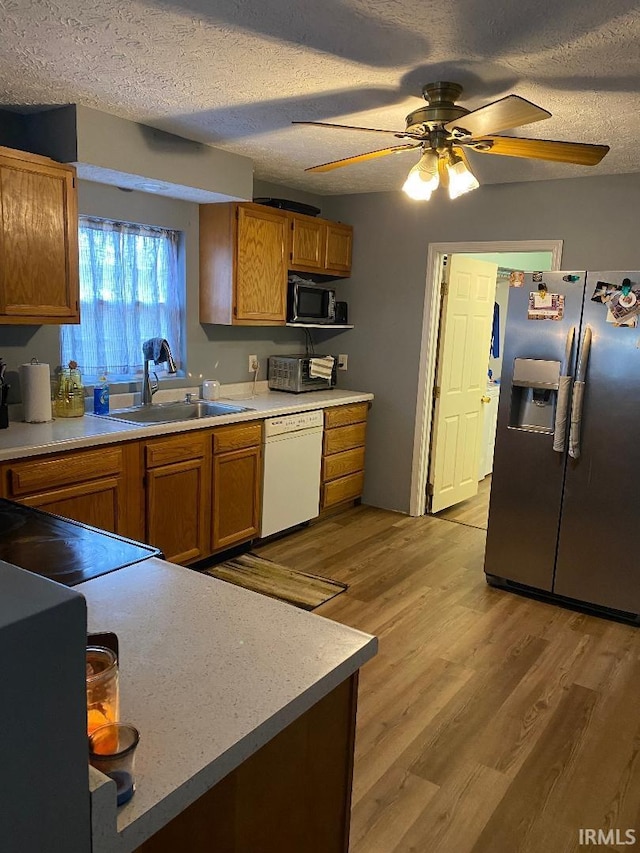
[0,499,160,586]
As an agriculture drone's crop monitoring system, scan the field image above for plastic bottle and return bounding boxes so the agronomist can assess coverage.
[93,373,110,415]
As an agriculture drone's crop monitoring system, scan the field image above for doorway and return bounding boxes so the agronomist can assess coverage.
[409,240,563,519]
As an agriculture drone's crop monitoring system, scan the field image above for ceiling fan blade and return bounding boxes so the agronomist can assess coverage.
[444,95,551,139]
[293,121,420,138]
[467,135,610,165]
[305,144,421,173]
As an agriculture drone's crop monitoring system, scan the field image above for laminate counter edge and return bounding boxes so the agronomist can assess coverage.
[79,558,377,852]
[0,389,373,462]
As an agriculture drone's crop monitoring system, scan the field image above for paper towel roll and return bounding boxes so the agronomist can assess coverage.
[20,361,52,423]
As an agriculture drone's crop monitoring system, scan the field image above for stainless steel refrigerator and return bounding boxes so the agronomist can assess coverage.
[485,270,640,619]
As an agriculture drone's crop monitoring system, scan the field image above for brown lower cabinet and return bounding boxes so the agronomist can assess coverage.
[1,421,263,564]
[0,443,141,537]
[135,674,358,853]
[321,403,369,511]
[211,421,262,551]
[145,432,210,563]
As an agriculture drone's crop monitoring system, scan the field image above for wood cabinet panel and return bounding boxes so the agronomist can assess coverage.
[286,212,352,278]
[7,446,123,496]
[322,447,366,484]
[322,472,365,510]
[199,203,235,325]
[289,215,325,271]
[212,421,262,454]
[323,422,367,456]
[324,402,368,429]
[146,459,209,563]
[200,203,288,326]
[19,478,121,533]
[0,147,79,324]
[136,675,358,853]
[324,222,353,275]
[321,403,368,512]
[212,446,261,551]
[146,433,206,468]
[235,205,288,323]
[3,441,142,537]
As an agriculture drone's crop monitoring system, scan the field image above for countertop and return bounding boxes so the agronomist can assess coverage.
[79,557,377,852]
[0,384,374,462]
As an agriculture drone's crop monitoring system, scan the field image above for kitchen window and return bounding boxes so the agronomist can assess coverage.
[60,216,184,381]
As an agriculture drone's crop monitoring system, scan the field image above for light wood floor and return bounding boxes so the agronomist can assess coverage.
[435,475,492,530]
[256,505,640,853]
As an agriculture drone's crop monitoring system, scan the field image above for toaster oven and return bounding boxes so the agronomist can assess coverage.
[268,355,337,393]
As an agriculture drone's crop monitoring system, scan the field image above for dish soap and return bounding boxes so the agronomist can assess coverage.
[93,373,110,415]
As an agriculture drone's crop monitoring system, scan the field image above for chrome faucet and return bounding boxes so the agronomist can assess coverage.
[142,338,178,405]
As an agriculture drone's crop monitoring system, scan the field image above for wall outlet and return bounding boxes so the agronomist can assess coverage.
[248,354,259,373]
[338,354,348,371]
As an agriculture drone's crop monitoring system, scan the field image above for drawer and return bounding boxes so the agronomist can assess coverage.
[322,447,365,483]
[322,472,365,509]
[146,433,207,468]
[324,402,368,429]
[8,446,124,496]
[323,422,367,456]
[213,422,262,454]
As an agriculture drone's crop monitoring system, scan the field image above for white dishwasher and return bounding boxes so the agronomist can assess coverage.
[260,410,324,538]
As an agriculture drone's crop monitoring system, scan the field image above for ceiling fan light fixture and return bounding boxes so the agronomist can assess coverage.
[402,149,439,201]
[446,153,480,199]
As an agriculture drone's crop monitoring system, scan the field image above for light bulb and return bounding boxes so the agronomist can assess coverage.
[402,150,439,200]
[447,157,479,199]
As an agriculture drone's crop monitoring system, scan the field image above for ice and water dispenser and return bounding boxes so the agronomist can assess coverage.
[509,358,560,433]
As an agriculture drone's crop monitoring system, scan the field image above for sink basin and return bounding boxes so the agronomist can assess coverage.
[93,400,254,425]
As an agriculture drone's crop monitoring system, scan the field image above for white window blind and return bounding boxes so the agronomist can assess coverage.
[61,216,184,379]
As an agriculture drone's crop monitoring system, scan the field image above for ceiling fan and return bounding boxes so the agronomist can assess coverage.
[293,82,610,200]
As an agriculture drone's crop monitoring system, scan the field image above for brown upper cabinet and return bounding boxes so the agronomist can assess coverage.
[200,202,353,326]
[289,214,353,277]
[0,146,79,324]
[200,202,289,326]
[324,221,353,275]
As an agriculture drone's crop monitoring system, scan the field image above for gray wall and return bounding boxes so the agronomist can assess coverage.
[320,172,640,513]
[0,110,27,148]
[1,178,346,401]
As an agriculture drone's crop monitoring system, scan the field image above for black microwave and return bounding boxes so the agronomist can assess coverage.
[287,281,336,324]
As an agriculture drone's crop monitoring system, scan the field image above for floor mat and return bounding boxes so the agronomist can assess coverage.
[203,552,348,610]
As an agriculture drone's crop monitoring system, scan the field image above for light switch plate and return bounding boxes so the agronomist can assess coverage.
[338,354,348,371]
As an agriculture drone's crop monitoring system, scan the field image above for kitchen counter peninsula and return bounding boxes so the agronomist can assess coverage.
[79,557,377,853]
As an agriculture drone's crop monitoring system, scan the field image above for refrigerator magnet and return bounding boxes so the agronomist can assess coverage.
[591,281,617,304]
[528,292,565,321]
[607,309,638,327]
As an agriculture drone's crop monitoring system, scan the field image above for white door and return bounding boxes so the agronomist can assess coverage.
[429,255,498,512]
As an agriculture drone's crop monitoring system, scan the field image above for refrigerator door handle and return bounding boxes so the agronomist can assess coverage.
[553,327,575,453]
[568,325,593,459]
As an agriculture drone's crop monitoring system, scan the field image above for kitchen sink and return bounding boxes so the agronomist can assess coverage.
[93,400,254,425]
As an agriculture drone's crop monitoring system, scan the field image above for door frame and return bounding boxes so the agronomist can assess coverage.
[409,239,564,517]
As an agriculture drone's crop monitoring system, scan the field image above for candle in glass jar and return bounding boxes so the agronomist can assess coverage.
[86,646,119,738]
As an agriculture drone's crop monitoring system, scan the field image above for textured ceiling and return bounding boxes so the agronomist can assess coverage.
[1,0,639,195]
